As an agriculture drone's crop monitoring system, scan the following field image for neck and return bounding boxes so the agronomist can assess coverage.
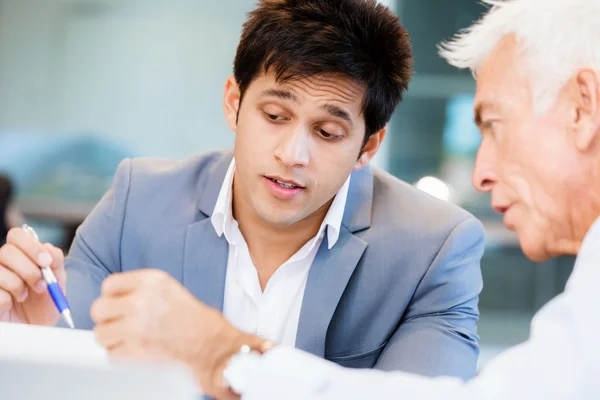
[554,191,600,257]
[232,178,332,290]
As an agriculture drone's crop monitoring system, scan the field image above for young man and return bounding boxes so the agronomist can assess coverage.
[0,0,484,391]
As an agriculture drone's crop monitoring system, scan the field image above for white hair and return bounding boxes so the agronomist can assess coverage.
[438,0,600,113]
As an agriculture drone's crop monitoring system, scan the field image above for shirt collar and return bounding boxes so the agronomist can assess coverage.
[579,215,600,258]
[210,158,350,249]
[210,159,237,243]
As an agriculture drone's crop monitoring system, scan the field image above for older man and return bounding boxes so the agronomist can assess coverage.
[78,0,600,398]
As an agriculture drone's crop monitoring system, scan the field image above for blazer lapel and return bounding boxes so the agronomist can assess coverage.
[182,151,233,312]
[295,225,368,357]
[295,165,374,357]
[182,218,229,311]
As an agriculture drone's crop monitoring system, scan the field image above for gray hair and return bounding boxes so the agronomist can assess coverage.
[438,0,600,113]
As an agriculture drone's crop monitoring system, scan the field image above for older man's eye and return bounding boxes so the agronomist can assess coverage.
[485,121,494,129]
[481,120,498,133]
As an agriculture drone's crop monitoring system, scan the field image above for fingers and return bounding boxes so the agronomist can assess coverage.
[94,319,164,361]
[0,289,13,313]
[90,295,132,324]
[94,318,127,350]
[107,342,171,363]
[43,243,64,272]
[0,229,66,296]
[0,267,28,303]
[100,269,169,296]
[6,227,53,268]
[0,243,45,294]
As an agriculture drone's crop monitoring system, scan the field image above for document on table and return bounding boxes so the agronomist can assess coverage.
[0,323,200,400]
[0,322,108,366]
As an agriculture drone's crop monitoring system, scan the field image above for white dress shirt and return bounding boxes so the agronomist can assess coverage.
[211,159,350,347]
[228,216,600,399]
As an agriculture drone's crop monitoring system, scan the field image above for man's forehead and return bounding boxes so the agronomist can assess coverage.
[474,39,532,116]
[473,74,506,120]
[256,73,366,111]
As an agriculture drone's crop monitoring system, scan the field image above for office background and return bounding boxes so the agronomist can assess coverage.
[0,0,575,367]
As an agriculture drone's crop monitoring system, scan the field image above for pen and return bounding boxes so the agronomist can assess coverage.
[21,224,75,329]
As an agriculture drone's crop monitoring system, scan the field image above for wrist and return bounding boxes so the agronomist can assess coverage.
[216,334,275,396]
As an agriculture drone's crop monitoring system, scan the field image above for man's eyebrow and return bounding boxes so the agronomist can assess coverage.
[320,103,353,127]
[259,88,299,102]
[260,88,354,127]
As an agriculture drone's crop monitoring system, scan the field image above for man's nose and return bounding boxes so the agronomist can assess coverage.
[472,145,497,193]
[274,126,310,168]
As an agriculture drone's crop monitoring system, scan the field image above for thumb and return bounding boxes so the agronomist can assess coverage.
[42,243,65,272]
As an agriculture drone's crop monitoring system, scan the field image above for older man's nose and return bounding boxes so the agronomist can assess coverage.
[471,140,499,192]
[472,159,497,193]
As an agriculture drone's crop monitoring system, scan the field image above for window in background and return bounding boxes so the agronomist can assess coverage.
[0,0,255,245]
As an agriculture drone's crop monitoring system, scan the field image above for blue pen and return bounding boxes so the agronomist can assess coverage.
[22,224,75,329]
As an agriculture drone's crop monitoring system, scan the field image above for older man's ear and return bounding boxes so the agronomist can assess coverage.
[571,69,600,152]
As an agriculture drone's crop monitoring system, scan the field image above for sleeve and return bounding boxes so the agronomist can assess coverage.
[236,249,600,400]
[62,158,133,330]
[374,217,484,379]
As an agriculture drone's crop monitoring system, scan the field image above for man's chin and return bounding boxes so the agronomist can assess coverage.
[258,212,302,229]
[518,234,552,263]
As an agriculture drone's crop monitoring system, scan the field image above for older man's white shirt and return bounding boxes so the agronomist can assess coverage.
[231,216,600,399]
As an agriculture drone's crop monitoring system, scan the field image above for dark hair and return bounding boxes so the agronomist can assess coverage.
[234,0,413,141]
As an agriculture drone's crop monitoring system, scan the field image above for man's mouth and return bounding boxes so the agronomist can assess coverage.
[266,176,303,189]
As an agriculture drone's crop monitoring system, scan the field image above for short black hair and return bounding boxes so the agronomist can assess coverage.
[234,0,413,140]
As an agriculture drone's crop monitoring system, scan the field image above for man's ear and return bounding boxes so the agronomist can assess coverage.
[354,127,386,170]
[223,75,241,132]
[571,69,600,152]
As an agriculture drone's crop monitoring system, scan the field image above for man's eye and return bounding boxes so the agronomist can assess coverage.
[320,129,335,139]
[314,126,343,140]
[483,120,496,130]
[265,112,283,121]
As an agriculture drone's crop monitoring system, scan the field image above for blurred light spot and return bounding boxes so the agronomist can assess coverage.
[415,176,450,201]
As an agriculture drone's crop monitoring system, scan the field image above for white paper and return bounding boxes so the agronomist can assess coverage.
[0,322,108,366]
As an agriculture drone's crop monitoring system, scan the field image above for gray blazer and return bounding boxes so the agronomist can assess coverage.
[65,150,484,379]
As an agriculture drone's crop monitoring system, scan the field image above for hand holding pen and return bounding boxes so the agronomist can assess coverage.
[0,225,73,328]
[22,225,74,328]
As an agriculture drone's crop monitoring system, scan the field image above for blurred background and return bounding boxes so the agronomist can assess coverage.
[0,0,575,369]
